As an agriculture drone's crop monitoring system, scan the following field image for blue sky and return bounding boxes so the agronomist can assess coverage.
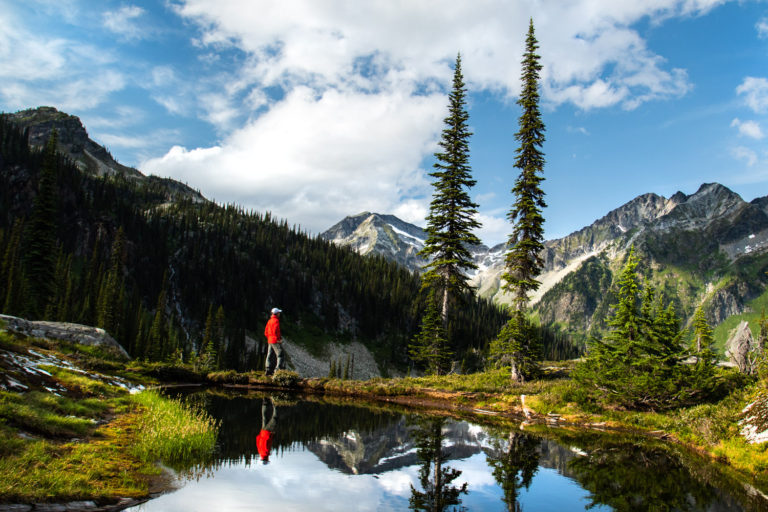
[2,0,767,245]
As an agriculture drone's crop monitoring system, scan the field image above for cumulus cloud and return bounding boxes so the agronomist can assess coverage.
[174,0,699,110]
[138,0,716,236]
[731,118,764,139]
[142,87,445,233]
[737,77,768,113]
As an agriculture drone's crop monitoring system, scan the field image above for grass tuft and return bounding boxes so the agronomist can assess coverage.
[130,390,219,469]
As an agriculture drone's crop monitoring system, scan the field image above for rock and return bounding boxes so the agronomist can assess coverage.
[64,502,97,511]
[726,321,757,374]
[281,338,381,379]
[31,504,66,512]
[0,315,130,360]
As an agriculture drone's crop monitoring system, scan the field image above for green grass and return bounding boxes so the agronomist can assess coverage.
[0,391,101,438]
[0,415,154,503]
[130,390,219,469]
[40,365,127,398]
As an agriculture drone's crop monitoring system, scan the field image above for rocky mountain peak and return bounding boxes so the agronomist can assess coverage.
[321,212,428,271]
[5,106,206,204]
[7,106,142,178]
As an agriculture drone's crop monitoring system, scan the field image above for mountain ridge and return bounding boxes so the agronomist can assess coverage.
[322,182,768,345]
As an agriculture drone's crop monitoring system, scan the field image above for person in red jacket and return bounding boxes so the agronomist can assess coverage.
[264,307,284,376]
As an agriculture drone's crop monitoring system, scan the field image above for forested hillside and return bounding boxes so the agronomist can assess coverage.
[0,114,507,372]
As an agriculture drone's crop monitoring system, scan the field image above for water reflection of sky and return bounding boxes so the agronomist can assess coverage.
[128,442,610,512]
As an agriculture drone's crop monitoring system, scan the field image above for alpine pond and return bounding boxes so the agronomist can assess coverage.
[126,390,766,512]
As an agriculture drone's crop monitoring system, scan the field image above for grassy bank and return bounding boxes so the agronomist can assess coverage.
[0,331,219,505]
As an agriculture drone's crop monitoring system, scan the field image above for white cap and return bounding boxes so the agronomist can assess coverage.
[271,307,282,314]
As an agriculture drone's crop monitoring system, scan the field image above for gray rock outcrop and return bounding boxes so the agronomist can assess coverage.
[726,321,757,374]
[0,314,130,360]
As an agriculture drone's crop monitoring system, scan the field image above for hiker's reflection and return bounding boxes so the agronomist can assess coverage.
[256,396,277,464]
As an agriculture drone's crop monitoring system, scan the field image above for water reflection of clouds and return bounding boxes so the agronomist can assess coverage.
[128,432,604,512]
[128,449,414,512]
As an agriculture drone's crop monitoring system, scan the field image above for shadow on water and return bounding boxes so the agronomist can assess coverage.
[135,388,768,512]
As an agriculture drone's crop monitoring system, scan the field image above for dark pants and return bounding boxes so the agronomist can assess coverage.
[265,343,284,375]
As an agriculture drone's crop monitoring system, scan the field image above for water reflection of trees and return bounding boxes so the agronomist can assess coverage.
[409,417,468,512]
[485,431,540,512]
[194,391,406,467]
[568,438,720,512]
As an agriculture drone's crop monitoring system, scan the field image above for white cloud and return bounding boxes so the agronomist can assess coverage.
[731,118,764,139]
[102,5,146,41]
[758,17,768,38]
[737,77,768,113]
[141,0,717,239]
[142,87,445,233]
[0,7,125,111]
[732,146,759,166]
[475,212,510,247]
[173,0,700,110]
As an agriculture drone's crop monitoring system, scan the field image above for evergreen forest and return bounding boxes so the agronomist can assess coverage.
[0,115,509,373]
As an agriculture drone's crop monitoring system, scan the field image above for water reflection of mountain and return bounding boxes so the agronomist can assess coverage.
[306,420,483,475]
[187,391,764,512]
[305,415,581,478]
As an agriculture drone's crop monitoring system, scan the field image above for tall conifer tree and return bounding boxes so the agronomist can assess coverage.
[418,53,482,324]
[492,20,546,382]
[503,19,546,311]
[413,54,481,372]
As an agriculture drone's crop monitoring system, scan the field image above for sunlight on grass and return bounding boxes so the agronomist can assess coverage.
[130,390,219,469]
[0,415,153,502]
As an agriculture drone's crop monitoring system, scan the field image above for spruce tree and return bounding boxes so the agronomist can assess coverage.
[503,19,546,310]
[418,53,482,326]
[409,290,452,375]
[574,248,699,410]
[493,19,546,383]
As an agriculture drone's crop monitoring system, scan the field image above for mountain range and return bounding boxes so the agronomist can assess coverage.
[5,105,766,358]
[322,184,768,346]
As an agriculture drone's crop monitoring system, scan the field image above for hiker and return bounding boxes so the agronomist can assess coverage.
[264,307,284,376]
[256,396,277,464]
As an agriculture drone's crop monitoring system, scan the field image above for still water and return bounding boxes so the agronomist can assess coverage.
[128,390,767,512]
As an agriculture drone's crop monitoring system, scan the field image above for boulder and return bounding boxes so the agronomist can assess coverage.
[0,315,130,360]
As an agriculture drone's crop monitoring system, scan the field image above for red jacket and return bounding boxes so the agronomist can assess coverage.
[264,314,281,344]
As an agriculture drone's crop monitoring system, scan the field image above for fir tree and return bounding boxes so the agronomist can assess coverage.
[419,53,482,327]
[149,272,169,361]
[503,20,546,311]
[689,305,718,389]
[409,290,452,375]
[574,248,698,410]
[97,228,125,337]
[494,20,546,383]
